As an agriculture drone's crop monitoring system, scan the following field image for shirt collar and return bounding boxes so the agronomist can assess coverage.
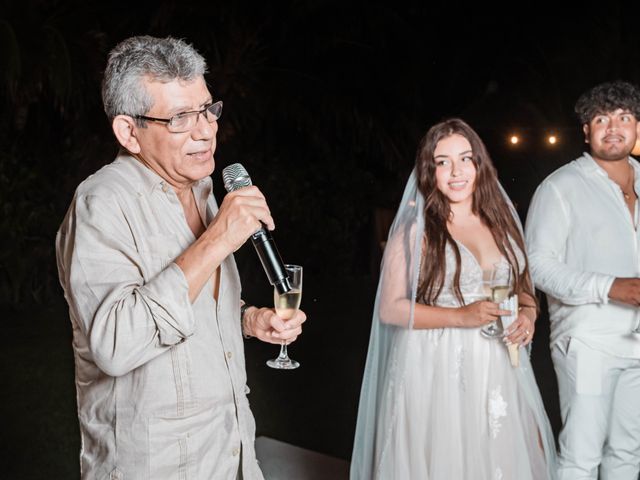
[114,150,213,197]
[577,151,640,178]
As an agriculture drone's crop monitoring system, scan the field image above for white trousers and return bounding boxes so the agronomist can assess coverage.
[552,337,640,480]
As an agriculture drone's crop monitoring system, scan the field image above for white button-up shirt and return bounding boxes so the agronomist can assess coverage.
[525,152,640,358]
[56,153,264,479]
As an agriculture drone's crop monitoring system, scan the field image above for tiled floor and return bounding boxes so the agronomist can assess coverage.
[255,436,349,480]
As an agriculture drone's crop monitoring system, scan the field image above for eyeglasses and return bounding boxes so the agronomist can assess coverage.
[135,101,223,133]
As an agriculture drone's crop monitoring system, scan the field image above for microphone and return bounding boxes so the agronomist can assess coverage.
[222,163,292,294]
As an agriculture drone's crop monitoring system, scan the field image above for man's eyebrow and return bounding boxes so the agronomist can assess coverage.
[166,98,213,116]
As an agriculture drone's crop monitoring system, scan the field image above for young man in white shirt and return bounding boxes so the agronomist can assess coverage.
[526,80,640,480]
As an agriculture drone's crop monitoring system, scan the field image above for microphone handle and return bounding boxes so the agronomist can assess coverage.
[251,228,292,294]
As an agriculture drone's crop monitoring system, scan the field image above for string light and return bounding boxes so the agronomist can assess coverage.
[547,135,558,145]
[509,135,519,145]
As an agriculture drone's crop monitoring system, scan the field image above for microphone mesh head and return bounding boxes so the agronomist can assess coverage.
[222,163,252,192]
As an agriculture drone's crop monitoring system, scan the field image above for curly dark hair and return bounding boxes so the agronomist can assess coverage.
[575,80,640,125]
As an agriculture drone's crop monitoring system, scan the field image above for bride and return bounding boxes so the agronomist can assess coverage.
[350,118,557,479]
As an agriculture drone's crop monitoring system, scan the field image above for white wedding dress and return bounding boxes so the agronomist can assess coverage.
[373,244,551,479]
[351,170,557,480]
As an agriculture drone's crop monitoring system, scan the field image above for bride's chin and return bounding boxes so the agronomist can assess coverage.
[446,192,472,203]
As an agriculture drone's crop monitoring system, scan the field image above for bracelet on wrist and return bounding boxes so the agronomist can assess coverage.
[240,302,253,339]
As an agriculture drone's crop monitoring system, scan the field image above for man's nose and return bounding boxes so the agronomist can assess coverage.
[192,112,216,139]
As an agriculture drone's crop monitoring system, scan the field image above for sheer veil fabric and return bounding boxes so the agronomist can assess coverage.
[350,169,557,479]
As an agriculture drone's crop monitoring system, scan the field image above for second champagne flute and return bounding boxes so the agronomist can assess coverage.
[481,261,512,338]
[267,264,302,370]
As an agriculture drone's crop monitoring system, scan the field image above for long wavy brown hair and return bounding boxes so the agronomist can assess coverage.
[415,118,535,307]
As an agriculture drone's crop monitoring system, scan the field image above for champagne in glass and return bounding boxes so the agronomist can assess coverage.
[491,285,510,303]
[267,265,302,370]
[481,261,512,338]
[274,288,302,321]
[482,269,493,300]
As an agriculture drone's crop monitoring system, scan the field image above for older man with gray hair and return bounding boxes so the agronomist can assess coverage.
[56,35,305,479]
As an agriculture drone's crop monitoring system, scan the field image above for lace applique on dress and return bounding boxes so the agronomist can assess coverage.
[453,345,466,391]
[488,385,508,438]
[495,467,504,480]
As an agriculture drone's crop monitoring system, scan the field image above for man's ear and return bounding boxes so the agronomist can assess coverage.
[112,115,141,153]
[582,124,590,144]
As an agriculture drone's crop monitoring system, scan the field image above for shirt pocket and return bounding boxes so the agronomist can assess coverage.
[148,406,239,479]
[567,337,603,395]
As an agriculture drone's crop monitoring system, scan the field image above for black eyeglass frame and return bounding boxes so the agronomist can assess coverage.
[134,100,223,132]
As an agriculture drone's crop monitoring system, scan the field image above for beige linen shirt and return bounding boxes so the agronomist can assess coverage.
[56,153,263,480]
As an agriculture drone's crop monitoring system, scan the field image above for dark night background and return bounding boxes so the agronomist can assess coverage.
[1,0,640,478]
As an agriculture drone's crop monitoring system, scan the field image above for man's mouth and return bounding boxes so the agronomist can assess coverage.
[188,148,212,160]
[603,135,624,144]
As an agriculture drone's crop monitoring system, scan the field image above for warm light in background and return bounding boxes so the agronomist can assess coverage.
[633,137,640,156]
[547,135,558,145]
[509,135,519,145]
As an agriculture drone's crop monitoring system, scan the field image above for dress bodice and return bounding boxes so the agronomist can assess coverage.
[428,239,525,308]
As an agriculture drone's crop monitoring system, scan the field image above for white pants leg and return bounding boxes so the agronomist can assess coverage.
[600,360,640,480]
[552,338,640,480]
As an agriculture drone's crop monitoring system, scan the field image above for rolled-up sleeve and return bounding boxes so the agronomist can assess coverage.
[525,180,615,306]
[57,193,195,377]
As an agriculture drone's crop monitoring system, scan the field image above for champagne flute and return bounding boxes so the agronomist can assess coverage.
[481,261,512,338]
[267,264,302,370]
[481,269,493,303]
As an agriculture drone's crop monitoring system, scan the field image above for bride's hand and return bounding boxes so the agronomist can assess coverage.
[456,301,512,328]
[503,312,535,346]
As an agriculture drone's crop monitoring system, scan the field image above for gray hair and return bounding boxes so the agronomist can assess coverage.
[101,35,208,121]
